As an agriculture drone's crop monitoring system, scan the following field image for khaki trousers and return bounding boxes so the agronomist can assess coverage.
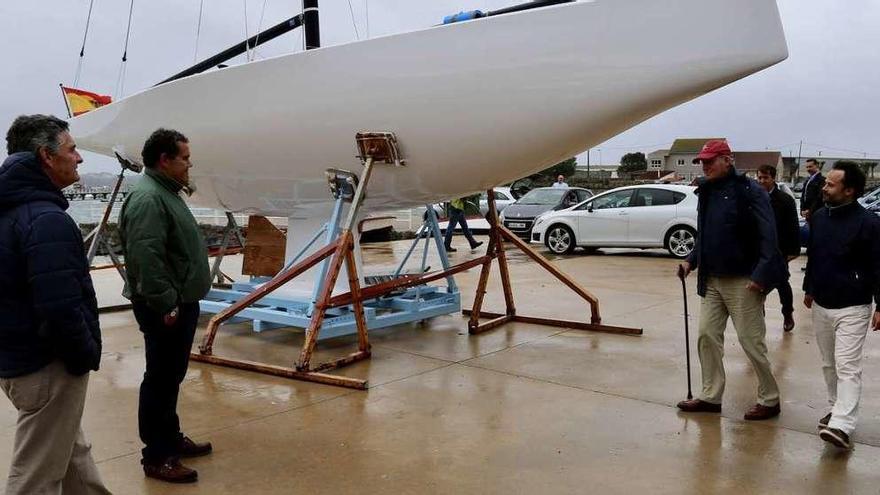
[697,276,780,407]
[0,361,111,495]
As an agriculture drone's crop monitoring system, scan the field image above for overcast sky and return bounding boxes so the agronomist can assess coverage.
[2,0,878,172]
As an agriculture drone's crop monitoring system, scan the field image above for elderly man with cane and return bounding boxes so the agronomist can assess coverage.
[675,140,787,420]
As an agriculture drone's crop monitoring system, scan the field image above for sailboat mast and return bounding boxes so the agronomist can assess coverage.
[304,0,320,49]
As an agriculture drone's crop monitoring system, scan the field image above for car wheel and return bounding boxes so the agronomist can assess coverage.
[665,226,696,259]
[545,224,575,254]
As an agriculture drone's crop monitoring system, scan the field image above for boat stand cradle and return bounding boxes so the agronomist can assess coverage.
[193,132,462,389]
[192,132,642,390]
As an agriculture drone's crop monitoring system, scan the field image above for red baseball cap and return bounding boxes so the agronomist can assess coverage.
[692,140,732,163]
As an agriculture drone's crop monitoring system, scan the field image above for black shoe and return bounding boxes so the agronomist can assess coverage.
[819,427,852,449]
[783,314,795,332]
[470,241,484,250]
[818,413,832,429]
[445,246,457,253]
[142,457,198,483]
[179,436,213,458]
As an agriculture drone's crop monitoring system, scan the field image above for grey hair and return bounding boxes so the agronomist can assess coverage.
[5,114,69,155]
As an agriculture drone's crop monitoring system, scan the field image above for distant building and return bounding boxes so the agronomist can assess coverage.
[574,163,620,179]
[647,149,670,171]
[647,138,782,181]
[732,151,783,177]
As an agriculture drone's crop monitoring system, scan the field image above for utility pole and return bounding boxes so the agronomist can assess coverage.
[586,148,591,180]
[795,140,803,182]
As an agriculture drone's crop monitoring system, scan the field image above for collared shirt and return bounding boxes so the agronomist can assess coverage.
[552,182,569,188]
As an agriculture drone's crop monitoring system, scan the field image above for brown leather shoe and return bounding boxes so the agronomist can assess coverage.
[179,436,213,458]
[676,399,721,413]
[143,458,198,483]
[744,403,781,421]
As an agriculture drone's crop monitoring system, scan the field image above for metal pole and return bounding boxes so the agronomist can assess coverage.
[86,168,125,263]
[303,0,320,50]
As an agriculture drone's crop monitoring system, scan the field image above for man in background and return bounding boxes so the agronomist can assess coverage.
[801,158,825,221]
[443,197,483,253]
[552,174,569,188]
[756,164,801,332]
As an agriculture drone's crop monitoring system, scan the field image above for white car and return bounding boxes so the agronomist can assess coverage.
[479,187,515,215]
[530,184,698,258]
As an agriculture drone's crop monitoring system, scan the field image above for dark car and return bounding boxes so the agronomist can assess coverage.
[500,187,593,240]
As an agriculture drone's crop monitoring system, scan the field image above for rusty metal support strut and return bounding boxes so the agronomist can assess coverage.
[463,189,642,336]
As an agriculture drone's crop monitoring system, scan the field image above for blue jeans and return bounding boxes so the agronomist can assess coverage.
[444,207,477,248]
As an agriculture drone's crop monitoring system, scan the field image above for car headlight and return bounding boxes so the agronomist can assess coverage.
[533,214,547,228]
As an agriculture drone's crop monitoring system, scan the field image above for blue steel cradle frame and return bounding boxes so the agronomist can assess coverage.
[199,199,461,341]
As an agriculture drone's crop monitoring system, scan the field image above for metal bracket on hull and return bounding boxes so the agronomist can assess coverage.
[462,190,643,337]
[192,132,458,389]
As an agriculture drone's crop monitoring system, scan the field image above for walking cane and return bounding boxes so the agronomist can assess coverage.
[678,264,693,400]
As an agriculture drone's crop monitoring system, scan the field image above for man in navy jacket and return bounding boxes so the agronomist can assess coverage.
[0,115,109,494]
[804,161,880,449]
[676,140,787,421]
[756,164,801,332]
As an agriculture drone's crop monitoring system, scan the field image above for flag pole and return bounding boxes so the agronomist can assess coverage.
[59,84,73,118]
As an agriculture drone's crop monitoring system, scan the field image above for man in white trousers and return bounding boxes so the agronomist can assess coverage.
[803,160,880,449]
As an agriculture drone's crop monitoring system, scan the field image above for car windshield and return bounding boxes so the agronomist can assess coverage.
[516,189,566,205]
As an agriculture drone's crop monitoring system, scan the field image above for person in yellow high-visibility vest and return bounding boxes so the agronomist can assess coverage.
[443,197,483,253]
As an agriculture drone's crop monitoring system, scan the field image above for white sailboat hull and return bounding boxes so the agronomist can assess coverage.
[70,0,787,216]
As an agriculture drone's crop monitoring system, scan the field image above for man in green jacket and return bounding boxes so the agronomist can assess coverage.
[119,128,212,483]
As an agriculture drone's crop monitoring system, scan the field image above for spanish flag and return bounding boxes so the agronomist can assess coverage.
[61,86,112,117]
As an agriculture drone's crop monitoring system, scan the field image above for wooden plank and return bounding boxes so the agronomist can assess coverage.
[242,215,287,277]
[499,226,602,324]
[297,231,351,371]
[486,190,516,315]
[462,310,642,336]
[344,249,371,353]
[190,353,368,390]
[327,255,490,307]
[310,350,371,372]
[468,314,513,335]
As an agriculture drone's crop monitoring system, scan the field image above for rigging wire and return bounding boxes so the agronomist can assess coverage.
[347,0,360,40]
[73,0,97,87]
[250,0,270,61]
[193,0,205,63]
[114,0,136,99]
[297,0,305,52]
[242,0,252,61]
[365,0,370,38]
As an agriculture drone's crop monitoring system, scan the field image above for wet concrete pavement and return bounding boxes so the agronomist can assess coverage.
[2,240,879,494]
